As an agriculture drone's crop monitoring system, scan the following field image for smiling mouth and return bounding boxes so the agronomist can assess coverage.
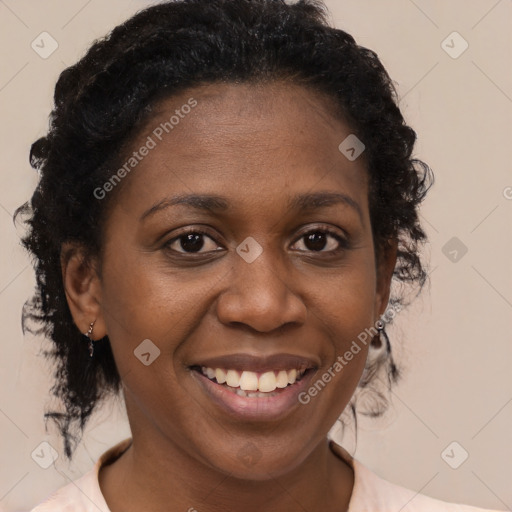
[190,366,311,398]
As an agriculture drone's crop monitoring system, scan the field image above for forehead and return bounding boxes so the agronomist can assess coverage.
[148,81,355,155]
[109,81,369,221]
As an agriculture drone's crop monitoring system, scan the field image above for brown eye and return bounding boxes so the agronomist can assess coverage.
[292,228,348,253]
[165,229,222,254]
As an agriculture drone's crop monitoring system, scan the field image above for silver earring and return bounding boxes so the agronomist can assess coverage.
[84,321,95,357]
[371,319,385,349]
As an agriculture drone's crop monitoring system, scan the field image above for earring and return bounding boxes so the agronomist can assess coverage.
[371,319,385,349]
[84,321,95,358]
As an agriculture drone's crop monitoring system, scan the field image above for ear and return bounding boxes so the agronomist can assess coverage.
[374,237,398,319]
[61,242,107,339]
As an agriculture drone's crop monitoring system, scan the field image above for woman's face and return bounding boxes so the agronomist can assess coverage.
[90,82,395,478]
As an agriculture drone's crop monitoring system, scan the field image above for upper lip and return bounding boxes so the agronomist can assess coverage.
[190,353,319,373]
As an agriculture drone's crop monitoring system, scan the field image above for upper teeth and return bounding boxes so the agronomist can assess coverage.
[201,367,305,393]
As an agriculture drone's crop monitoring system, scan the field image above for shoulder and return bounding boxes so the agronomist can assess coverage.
[329,441,504,512]
[29,439,132,512]
[350,458,501,511]
[29,470,105,512]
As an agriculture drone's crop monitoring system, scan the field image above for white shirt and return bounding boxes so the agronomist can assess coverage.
[30,438,503,511]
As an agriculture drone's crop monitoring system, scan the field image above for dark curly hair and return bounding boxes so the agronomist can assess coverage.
[15,0,433,460]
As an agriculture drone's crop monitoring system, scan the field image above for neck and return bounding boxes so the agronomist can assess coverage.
[99,403,354,512]
[100,435,353,512]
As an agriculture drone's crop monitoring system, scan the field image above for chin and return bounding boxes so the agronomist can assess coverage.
[200,439,314,481]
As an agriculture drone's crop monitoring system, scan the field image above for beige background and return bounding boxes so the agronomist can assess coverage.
[1,0,511,510]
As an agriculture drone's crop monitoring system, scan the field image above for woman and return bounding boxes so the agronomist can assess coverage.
[16,0,502,510]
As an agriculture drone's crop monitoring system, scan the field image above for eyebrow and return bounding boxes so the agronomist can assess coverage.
[140,191,363,222]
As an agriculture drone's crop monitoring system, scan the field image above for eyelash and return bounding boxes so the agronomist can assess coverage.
[163,225,349,256]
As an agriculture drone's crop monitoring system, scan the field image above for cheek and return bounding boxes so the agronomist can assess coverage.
[98,248,219,381]
[319,292,372,390]
[300,291,373,427]
[101,249,192,334]
[307,254,377,386]
[314,257,378,341]
[98,251,217,453]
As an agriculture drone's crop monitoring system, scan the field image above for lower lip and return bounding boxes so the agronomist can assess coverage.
[190,369,316,421]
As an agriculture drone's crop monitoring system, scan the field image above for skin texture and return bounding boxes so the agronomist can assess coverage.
[62,82,397,512]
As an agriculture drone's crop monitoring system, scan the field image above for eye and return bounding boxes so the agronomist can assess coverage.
[163,225,349,256]
[291,227,348,253]
[164,228,223,254]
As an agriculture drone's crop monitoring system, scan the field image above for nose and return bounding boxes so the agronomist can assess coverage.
[216,245,307,333]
